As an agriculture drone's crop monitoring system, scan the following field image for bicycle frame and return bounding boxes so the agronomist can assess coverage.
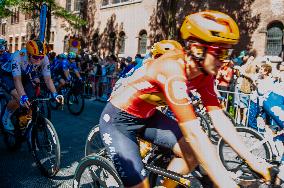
[142,143,199,187]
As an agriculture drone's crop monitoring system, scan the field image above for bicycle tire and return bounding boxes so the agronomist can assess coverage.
[195,111,212,143]
[67,92,85,116]
[39,100,51,120]
[3,108,23,151]
[218,127,272,181]
[73,154,124,188]
[30,116,61,177]
[85,125,106,157]
[202,110,237,145]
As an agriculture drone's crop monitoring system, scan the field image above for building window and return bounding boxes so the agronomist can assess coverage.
[66,0,72,11]
[1,23,6,35]
[102,0,109,6]
[118,32,126,54]
[50,32,55,43]
[266,22,283,56]
[101,0,141,7]
[15,9,20,23]
[138,30,147,54]
[11,9,19,24]
[8,37,13,52]
[74,0,82,11]
[92,33,99,52]
[21,36,26,49]
[64,36,69,52]
[109,32,116,55]
[15,37,19,51]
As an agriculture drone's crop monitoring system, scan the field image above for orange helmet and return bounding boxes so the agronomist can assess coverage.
[26,39,47,56]
[151,40,183,59]
[180,11,239,45]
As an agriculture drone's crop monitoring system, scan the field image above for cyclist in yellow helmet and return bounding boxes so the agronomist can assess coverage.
[2,39,63,131]
[150,40,184,59]
[98,11,276,188]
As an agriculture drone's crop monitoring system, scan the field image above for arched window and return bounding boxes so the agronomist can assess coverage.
[138,30,147,54]
[118,31,126,54]
[92,32,99,52]
[266,22,283,56]
[63,36,69,52]
[109,32,116,55]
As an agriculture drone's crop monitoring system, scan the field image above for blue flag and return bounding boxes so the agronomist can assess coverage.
[39,4,48,42]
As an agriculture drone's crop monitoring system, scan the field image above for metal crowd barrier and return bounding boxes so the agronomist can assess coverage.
[82,74,118,100]
[80,74,254,127]
[217,89,252,127]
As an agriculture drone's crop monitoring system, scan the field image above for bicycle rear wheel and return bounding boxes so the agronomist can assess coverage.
[30,116,61,177]
[218,127,272,181]
[73,155,123,188]
[67,92,85,116]
[85,125,106,157]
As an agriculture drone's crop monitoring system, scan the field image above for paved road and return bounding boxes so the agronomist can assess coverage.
[0,100,106,188]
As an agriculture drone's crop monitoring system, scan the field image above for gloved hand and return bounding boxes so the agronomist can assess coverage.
[52,92,64,105]
[20,95,30,108]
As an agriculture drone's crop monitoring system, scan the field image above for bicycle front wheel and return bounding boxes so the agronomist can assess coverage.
[67,92,85,116]
[73,155,123,188]
[218,127,272,181]
[30,116,61,177]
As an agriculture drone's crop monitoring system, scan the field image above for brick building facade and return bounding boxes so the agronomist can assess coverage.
[85,0,284,60]
[1,0,284,60]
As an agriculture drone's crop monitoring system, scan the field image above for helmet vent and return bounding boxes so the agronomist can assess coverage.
[211,31,220,37]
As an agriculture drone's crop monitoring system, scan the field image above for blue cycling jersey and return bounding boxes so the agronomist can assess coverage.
[53,59,79,73]
[0,51,12,72]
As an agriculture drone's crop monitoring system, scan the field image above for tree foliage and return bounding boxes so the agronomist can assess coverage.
[0,0,87,42]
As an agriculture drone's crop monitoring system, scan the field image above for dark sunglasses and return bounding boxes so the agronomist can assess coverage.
[190,43,233,61]
[31,55,45,60]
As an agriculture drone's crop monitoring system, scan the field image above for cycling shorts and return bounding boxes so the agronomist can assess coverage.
[99,102,183,187]
[0,69,14,93]
[0,71,35,98]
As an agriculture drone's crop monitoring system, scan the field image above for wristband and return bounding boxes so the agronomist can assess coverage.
[52,92,58,99]
[20,95,29,106]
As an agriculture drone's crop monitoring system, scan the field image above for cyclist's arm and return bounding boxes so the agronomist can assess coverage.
[44,76,57,93]
[11,59,26,98]
[13,76,26,99]
[42,56,57,94]
[155,60,231,185]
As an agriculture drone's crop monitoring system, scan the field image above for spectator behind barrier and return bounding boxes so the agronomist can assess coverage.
[233,50,256,125]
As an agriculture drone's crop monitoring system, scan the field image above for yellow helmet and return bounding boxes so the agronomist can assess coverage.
[180,11,239,45]
[151,40,183,59]
[26,39,47,56]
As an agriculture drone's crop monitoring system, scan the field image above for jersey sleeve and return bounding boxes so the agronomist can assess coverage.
[155,61,197,123]
[71,62,79,72]
[62,59,69,71]
[11,53,22,77]
[197,75,220,108]
[41,55,51,76]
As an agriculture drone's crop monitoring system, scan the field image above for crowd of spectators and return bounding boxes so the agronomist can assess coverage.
[56,48,284,128]
[77,50,144,101]
[216,50,284,128]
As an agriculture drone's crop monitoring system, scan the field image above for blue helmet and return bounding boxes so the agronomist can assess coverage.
[58,53,67,59]
[68,52,76,59]
[0,38,7,51]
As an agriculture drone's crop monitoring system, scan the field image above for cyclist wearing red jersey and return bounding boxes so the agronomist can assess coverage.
[99,11,274,188]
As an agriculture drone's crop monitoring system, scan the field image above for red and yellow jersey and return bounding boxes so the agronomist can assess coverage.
[110,50,220,123]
